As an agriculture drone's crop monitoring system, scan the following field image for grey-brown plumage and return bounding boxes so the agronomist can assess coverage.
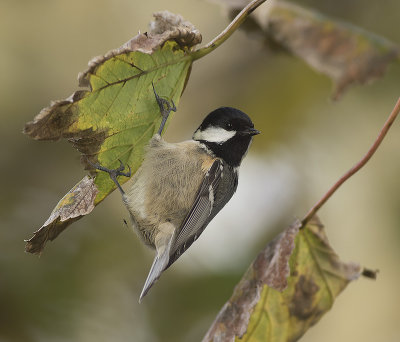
[124,135,230,297]
[123,136,215,249]
[92,87,259,301]
[123,134,240,299]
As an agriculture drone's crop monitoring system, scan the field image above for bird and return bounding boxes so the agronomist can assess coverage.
[92,84,260,301]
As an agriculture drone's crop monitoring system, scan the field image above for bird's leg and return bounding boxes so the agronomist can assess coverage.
[90,159,131,195]
[152,82,177,135]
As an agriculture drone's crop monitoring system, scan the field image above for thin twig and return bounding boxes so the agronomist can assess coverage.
[301,97,400,228]
[191,0,268,60]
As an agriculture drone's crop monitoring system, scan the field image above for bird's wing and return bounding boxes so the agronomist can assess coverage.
[139,160,223,301]
[168,159,223,267]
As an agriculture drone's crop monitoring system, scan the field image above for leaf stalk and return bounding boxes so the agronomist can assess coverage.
[191,0,268,60]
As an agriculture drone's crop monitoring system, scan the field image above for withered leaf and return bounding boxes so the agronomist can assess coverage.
[25,176,98,254]
[217,0,399,99]
[202,217,362,342]
[24,11,201,254]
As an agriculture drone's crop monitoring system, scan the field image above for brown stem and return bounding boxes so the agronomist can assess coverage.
[191,0,268,60]
[301,96,400,228]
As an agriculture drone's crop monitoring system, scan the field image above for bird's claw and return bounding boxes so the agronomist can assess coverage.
[152,82,177,135]
[116,159,132,177]
[87,158,131,195]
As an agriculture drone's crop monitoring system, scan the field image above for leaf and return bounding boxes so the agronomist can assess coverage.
[25,176,98,254]
[202,217,362,342]
[217,0,400,99]
[24,11,202,254]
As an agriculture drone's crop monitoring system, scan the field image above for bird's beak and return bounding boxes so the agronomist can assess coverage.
[242,127,261,136]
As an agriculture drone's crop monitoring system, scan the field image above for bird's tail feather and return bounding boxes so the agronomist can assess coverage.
[139,232,174,302]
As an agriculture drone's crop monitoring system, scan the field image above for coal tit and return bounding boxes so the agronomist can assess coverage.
[93,85,260,300]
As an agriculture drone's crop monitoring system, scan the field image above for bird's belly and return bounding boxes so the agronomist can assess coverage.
[123,168,202,248]
[122,139,209,247]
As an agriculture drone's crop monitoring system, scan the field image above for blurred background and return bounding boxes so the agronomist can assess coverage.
[1,0,399,341]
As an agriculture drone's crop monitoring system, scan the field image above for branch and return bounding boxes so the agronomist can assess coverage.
[301,96,400,227]
[191,0,268,60]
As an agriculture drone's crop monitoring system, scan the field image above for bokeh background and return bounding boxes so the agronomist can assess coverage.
[1,0,399,341]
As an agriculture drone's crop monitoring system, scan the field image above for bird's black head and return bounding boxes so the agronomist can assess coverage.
[193,107,260,167]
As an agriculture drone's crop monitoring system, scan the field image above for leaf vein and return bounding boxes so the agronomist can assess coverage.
[302,231,335,305]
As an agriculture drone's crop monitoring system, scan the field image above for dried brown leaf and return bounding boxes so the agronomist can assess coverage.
[25,176,98,254]
[216,0,400,99]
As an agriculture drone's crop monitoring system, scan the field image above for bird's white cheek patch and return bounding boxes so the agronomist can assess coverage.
[194,127,236,143]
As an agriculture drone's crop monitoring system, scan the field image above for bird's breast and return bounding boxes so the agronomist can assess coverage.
[124,139,215,244]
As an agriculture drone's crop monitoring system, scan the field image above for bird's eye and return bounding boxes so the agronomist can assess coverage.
[226,123,233,129]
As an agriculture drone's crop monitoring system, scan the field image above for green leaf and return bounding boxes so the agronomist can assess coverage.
[202,218,363,342]
[24,11,202,254]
